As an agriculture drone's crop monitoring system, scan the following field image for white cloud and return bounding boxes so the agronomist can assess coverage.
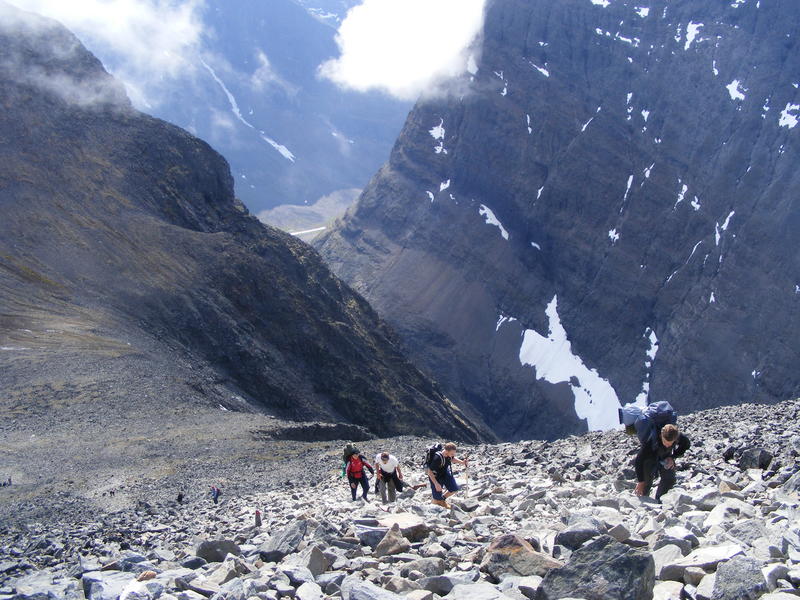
[7,0,206,107]
[319,0,487,100]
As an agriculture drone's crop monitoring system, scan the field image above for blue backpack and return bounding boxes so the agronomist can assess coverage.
[618,401,678,447]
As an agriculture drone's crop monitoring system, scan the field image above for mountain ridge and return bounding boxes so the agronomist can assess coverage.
[0,0,482,443]
[317,0,800,441]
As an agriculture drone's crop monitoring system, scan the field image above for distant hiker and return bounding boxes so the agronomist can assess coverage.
[375,451,404,503]
[177,492,184,504]
[210,486,221,504]
[426,442,468,509]
[345,451,374,501]
[255,510,262,527]
[635,423,691,502]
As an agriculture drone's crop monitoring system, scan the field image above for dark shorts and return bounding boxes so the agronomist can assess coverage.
[430,472,459,500]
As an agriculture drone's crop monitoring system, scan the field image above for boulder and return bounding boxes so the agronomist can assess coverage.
[377,513,433,541]
[296,581,325,600]
[340,576,406,600]
[660,545,744,581]
[445,582,507,599]
[710,555,766,599]
[259,520,308,563]
[554,520,603,550]
[374,524,412,558]
[535,535,654,600]
[195,540,240,563]
[82,571,138,599]
[400,558,447,578]
[420,569,481,595]
[739,448,773,470]
[285,545,330,578]
[652,581,683,600]
[479,534,563,582]
[355,525,390,550]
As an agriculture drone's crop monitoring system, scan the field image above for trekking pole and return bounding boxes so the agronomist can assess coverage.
[464,456,470,496]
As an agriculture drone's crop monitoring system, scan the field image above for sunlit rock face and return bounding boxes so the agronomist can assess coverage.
[317,0,800,440]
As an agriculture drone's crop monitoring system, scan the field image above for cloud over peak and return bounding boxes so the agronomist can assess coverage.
[319,0,487,100]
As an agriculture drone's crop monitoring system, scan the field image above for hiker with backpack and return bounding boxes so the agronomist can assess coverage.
[375,451,404,503]
[620,401,691,503]
[344,447,374,501]
[426,442,468,509]
[635,423,691,501]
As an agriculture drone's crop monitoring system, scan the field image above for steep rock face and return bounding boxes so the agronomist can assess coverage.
[0,2,480,441]
[317,0,800,440]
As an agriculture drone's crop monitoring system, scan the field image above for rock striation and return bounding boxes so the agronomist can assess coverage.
[317,0,800,440]
[0,1,480,442]
[1,398,798,599]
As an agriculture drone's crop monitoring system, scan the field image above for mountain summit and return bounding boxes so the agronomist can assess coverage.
[317,0,800,440]
[0,1,480,442]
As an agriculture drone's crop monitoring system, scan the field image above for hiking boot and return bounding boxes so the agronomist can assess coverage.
[432,499,452,509]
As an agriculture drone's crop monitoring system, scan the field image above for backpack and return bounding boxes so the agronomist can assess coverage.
[618,401,677,447]
[342,443,360,464]
[424,443,443,470]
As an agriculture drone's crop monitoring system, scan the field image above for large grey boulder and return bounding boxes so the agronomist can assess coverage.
[445,582,508,599]
[535,535,654,600]
[195,539,241,563]
[82,571,137,600]
[400,558,447,578]
[420,569,481,596]
[374,524,412,558]
[710,555,766,600]
[479,534,563,582]
[340,576,406,600]
[259,520,308,562]
[660,545,744,581]
[739,448,773,470]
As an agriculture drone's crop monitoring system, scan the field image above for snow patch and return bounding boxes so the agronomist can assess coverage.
[674,181,688,209]
[527,114,532,134]
[519,296,622,431]
[709,292,716,303]
[727,80,746,101]
[496,315,517,331]
[203,59,295,162]
[635,327,659,404]
[467,54,479,76]
[289,226,326,236]
[635,7,650,18]
[590,0,610,7]
[779,103,799,129]
[531,242,542,250]
[684,22,703,50]
[608,229,620,244]
[440,180,451,192]
[641,109,650,122]
[643,163,655,179]
[529,62,550,77]
[429,119,448,154]
[479,205,509,240]
[712,60,719,77]
[426,191,435,202]
[691,196,701,211]
[537,186,544,200]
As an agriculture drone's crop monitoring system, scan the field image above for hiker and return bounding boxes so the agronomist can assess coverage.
[210,485,222,504]
[345,451,374,501]
[375,451,404,503]
[634,423,691,502]
[177,492,184,504]
[427,442,468,509]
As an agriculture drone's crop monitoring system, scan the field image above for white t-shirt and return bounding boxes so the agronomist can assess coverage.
[375,454,399,474]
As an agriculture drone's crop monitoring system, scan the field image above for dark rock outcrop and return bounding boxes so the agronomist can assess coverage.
[317,0,800,440]
[0,1,480,441]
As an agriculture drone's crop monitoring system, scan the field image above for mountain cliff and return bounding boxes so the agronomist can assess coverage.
[0,2,480,442]
[317,0,800,440]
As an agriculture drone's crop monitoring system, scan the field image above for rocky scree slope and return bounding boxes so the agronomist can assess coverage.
[1,398,799,599]
[316,0,800,441]
[0,2,479,442]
